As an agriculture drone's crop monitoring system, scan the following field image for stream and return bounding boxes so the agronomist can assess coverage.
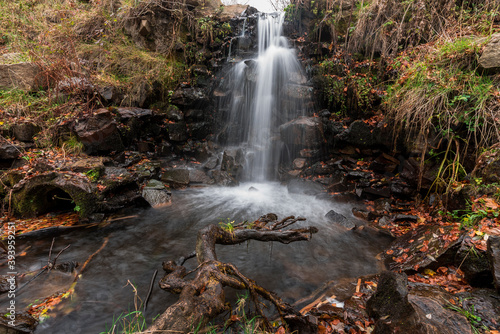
[3,182,392,333]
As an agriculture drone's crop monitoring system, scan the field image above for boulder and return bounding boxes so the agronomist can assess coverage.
[73,110,124,154]
[368,272,473,334]
[383,225,465,272]
[0,142,22,160]
[280,117,322,149]
[487,235,500,292]
[455,241,493,288]
[170,87,209,108]
[113,107,152,119]
[67,157,111,173]
[142,179,171,207]
[293,158,306,169]
[479,33,500,71]
[11,172,98,218]
[0,63,40,91]
[325,210,356,229]
[166,122,187,142]
[221,148,244,179]
[210,170,238,186]
[11,122,40,142]
[189,169,214,184]
[282,84,313,100]
[161,169,190,188]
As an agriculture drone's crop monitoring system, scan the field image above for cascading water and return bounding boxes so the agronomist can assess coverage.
[221,13,311,181]
[0,11,392,334]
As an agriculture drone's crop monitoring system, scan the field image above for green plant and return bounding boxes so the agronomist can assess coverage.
[446,298,486,334]
[224,291,261,334]
[219,218,235,234]
[85,169,101,182]
[61,136,84,156]
[100,281,155,334]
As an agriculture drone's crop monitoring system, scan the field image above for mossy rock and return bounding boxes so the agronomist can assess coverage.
[11,172,98,218]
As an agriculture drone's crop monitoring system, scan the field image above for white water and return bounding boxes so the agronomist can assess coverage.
[223,13,310,181]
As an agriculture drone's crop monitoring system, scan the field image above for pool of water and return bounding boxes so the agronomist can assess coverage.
[2,182,391,333]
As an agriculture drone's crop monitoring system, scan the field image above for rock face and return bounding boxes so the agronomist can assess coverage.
[280,116,323,149]
[325,210,356,229]
[0,63,40,90]
[73,110,124,154]
[479,33,500,70]
[487,235,500,292]
[161,169,190,188]
[142,179,171,207]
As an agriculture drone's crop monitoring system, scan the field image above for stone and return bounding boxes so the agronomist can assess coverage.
[99,86,122,104]
[293,158,306,169]
[189,169,214,184]
[370,153,400,174]
[187,122,211,139]
[139,19,151,37]
[114,107,152,119]
[161,169,190,188]
[0,142,21,160]
[384,225,465,272]
[11,172,98,218]
[73,110,124,154]
[166,122,187,142]
[0,63,40,90]
[479,33,500,70]
[170,87,209,108]
[68,157,111,173]
[221,149,244,179]
[0,311,38,334]
[12,122,40,142]
[337,120,386,148]
[203,156,219,170]
[487,235,500,292]
[472,143,500,184]
[325,210,356,229]
[280,117,322,149]
[367,271,414,320]
[210,170,238,186]
[142,180,171,207]
[455,242,493,288]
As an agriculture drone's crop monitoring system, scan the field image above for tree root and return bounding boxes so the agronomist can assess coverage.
[147,214,319,333]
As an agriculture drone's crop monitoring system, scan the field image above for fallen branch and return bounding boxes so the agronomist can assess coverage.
[147,214,319,333]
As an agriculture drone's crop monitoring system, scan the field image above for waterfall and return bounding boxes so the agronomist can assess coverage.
[220,12,311,181]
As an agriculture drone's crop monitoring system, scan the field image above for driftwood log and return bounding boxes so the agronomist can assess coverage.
[146,214,319,333]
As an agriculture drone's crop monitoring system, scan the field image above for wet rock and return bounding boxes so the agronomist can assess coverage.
[203,156,219,170]
[287,179,325,196]
[455,241,493,288]
[472,143,500,184]
[280,116,322,149]
[11,122,40,142]
[11,172,98,218]
[282,84,313,100]
[187,122,211,139]
[487,235,500,292]
[367,271,414,320]
[361,186,391,199]
[170,87,209,108]
[299,148,321,158]
[221,148,244,179]
[400,157,439,190]
[210,170,238,186]
[248,186,258,192]
[161,169,190,188]
[142,179,171,207]
[73,110,124,155]
[164,105,184,122]
[455,288,500,330]
[0,311,38,334]
[325,210,356,229]
[0,63,40,91]
[166,122,187,142]
[293,158,306,169]
[352,208,373,221]
[337,120,381,148]
[384,225,465,272]
[369,153,400,174]
[390,179,415,198]
[189,169,214,184]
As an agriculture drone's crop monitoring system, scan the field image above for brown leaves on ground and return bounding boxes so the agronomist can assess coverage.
[1,212,79,238]
[408,266,472,294]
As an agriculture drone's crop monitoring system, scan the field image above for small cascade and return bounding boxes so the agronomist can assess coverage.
[219,12,311,181]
